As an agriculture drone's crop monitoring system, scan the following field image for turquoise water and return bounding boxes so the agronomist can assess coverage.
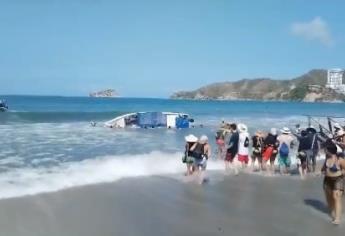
[0,95,344,198]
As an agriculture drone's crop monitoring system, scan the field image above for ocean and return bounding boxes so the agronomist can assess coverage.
[0,95,344,199]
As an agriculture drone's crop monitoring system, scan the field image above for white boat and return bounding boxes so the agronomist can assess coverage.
[104,112,193,129]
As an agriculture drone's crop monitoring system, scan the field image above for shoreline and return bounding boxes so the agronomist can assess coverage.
[170,97,344,103]
[0,172,344,236]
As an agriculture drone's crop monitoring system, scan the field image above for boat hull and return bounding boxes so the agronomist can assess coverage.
[105,112,191,129]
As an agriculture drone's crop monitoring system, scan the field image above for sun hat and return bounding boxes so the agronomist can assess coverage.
[270,128,277,135]
[185,134,198,143]
[199,135,208,144]
[255,130,263,136]
[238,123,248,133]
[281,127,291,134]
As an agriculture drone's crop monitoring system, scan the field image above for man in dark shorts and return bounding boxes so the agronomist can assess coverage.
[263,128,279,173]
[306,127,319,173]
[295,130,312,179]
[225,123,239,173]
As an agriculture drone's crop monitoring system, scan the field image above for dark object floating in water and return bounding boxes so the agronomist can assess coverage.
[0,99,8,112]
[105,112,194,129]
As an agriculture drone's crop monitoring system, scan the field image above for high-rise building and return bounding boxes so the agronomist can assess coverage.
[326,69,345,93]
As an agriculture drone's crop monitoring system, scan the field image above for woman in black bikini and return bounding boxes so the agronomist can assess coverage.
[322,142,345,225]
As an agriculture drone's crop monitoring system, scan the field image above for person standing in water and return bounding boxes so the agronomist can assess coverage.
[215,123,231,160]
[191,135,211,183]
[183,134,198,176]
[277,127,295,175]
[225,123,239,174]
[295,130,312,179]
[306,127,320,173]
[322,142,345,225]
[237,123,250,169]
[262,128,279,173]
[251,131,264,171]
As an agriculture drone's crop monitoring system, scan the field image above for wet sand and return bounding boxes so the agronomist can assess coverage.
[0,173,344,236]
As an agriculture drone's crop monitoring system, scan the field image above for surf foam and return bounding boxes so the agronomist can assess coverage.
[0,151,223,199]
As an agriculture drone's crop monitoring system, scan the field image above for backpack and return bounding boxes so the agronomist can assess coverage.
[192,144,205,159]
[279,142,289,156]
[244,137,249,148]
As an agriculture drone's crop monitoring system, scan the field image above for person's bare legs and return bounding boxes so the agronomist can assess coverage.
[269,160,275,175]
[324,187,335,220]
[217,146,222,160]
[298,165,305,179]
[187,163,193,175]
[333,190,343,224]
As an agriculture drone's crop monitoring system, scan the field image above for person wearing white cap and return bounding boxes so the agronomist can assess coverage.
[277,127,295,175]
[237,123,250,169]
[183,134,198,175]
[190,135,211,184]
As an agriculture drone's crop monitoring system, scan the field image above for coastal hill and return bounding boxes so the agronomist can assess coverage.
[171,69,345,102]
[89,89,119,98]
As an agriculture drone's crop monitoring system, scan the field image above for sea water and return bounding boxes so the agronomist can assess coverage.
[0,95,344,199]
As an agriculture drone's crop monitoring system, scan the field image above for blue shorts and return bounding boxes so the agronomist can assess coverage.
[194,158,207,170]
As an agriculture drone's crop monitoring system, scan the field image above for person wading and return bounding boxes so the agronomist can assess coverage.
[191,135,211,184]
[182,134,198,175]
[251,131,264,171]
[263,128,279,174]
[225,123,239,174]
[277,127,295,175]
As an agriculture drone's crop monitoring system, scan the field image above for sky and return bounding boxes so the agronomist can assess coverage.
[0,0,344,97]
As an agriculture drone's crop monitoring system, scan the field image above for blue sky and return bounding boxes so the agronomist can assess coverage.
[0,0,344,97]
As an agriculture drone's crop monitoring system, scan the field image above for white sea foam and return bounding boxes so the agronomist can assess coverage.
[0,150,326,199]
[0,151,222,199]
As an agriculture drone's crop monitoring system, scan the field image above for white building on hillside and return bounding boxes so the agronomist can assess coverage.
[326,69,345,94]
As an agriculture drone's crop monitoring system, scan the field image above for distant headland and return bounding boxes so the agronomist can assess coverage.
[89,89,119,98]
[171,69,345,103]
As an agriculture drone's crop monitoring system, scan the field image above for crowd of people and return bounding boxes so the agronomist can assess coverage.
[182,121,345,225]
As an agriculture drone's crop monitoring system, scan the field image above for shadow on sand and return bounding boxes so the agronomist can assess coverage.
[304,199,329,215]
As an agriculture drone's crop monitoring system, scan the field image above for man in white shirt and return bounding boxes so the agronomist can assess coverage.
[238,123,250,169]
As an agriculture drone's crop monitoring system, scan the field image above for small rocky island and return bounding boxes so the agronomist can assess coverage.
[171,69,345,103]
[89,89,119,98]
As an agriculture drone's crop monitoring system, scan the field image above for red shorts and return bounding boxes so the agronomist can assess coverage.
[216,139,225,146]
[238,154,249,164]
[225,152,235,162]
[262,146,273,162]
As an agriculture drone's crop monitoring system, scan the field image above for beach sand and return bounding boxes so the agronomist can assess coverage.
[0,172,344,236]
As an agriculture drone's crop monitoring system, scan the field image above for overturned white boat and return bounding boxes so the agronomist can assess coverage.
[105,112,193,129]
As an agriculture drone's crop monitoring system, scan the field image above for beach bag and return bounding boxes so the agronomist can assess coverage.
[279,142,289,156]
[244,137,249,148]
[182,155,187,163]
[253,148,261,154]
